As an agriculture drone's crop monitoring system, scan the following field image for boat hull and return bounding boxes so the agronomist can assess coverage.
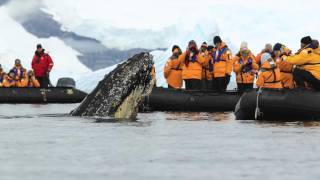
[0,87,87,104]
[234,89,320,120]
[144,87,241,112]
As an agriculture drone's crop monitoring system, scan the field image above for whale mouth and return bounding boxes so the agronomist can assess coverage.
[70,52,155,119]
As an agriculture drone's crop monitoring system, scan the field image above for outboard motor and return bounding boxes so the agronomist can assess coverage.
[56,78,76,88]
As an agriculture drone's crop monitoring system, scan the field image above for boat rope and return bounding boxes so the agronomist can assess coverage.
[254,87,263,120]
[40,89,48,103]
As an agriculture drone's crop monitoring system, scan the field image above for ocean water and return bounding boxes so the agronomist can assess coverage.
[1,104,320,180]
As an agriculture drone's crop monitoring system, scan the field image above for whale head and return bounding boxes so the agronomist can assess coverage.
[71,52,155,119]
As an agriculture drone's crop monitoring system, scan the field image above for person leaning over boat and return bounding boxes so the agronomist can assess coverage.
[11,59,28,87]
[178,40,206,90]
[26,70,40,88]
[2,70,16,88]
[211,36,232,92]
[255,43,273,66]
[164,45,183,89]
[32,44,54,88]
[284,36,320,91]
[273,43,295,89]
[233,42,259,92]
[0,64,5,87]
[256,53,283,89]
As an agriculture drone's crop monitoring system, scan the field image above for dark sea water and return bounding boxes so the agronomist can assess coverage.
[1,104,320,180]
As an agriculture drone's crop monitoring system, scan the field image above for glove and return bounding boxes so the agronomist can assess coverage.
[46,70,50,77]
[226,74,231,85]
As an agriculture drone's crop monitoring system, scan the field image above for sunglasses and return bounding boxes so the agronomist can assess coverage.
[242,50,250,55]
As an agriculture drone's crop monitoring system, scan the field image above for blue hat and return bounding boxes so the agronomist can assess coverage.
[273,43,283,51]
[261,53,272,65]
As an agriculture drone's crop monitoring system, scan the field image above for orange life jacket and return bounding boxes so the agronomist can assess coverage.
[178,51,206,80]
[256,59,283,89]
[233,52,259,84]
[276,56,295,89]
[164,55,183,88]
[211,43,232,78]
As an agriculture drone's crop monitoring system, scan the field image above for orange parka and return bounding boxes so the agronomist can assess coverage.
[276,56,295,89]
[201,51,213,80]
[178,51,206,80]
[256,59,283,89]
[164,55,183,88]
[211,43,232,78]
[285,47,320,80]
[2,75,16,87]
[27,76,41,88]
[233,51,259,84]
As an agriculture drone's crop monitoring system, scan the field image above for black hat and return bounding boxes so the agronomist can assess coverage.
[15,59,21,64]
[213,36,222,44]
[36,44,42,49]
[312,39,319,48]
[207,45,214,51]
[301,36,312,45]
[172,45,180,52]
[188,40,197,47]
[273,43,283,51]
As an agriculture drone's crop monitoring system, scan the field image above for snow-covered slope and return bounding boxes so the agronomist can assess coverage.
[42,0,320,53]
[0,7,91,85]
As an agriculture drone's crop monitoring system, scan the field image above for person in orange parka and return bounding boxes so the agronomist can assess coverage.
[11,59,28,87]
[233,42,259,92]
[164,45,183,89]
[211,36,232,92]
[273,43,295,89]
[2,70,16,88]
[199,42,212,90]
[26,70,40,88]
[255,43,273,66]
[256,53,283,89]
[178,40,206,90]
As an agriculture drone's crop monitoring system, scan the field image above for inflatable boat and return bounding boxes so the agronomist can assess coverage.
[0,78,87,104]
[234,89,320,120]
[143,87,241,112]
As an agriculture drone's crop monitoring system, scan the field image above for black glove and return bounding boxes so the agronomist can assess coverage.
[226,74,231,85]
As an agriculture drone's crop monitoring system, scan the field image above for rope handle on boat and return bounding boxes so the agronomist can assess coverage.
[40,89,48,103]
[254,87,263,120]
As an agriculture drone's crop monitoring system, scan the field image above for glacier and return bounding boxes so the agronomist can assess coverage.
[0,6,91,86]
[76,25,238,93]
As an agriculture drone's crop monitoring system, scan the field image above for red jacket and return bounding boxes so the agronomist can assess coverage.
[31,50,54,77]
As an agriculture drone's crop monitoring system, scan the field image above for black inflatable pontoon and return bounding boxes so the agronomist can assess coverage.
[0,87,87,104]
[234,89,320,120]
[0,78,87,104]
[144,87,241,112]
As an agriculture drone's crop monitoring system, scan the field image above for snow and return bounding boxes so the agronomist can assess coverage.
[0,6,91,85]
[42,0,320,53]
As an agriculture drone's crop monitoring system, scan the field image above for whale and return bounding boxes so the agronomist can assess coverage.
[70,52,155,119]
